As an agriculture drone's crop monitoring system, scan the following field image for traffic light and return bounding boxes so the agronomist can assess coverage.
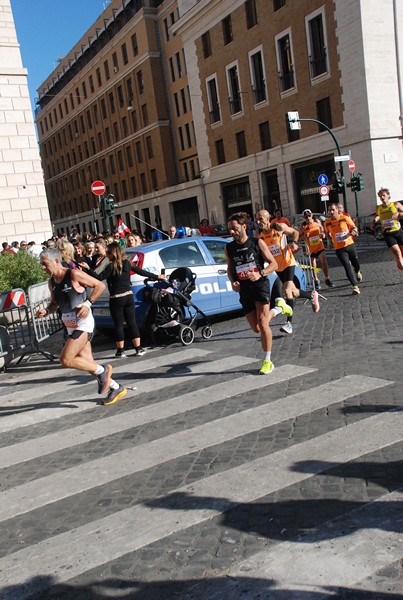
[105,194,118,216]
[334,175,344,194]
[351,173,364,192]
[99,196,107,219]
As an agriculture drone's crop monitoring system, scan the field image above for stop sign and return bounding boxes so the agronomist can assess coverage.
[348,159,355,173]
[91,180,106,195]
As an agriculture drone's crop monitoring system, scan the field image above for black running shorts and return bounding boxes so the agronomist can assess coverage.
[383,229,403,248]
[239,280,271,315]
[276,265,295,284]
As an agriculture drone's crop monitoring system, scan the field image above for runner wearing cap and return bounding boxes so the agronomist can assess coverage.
[299,209,334,289]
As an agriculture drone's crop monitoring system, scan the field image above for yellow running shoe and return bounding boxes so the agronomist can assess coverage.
[259,359,274,375]
[275,297,293,318]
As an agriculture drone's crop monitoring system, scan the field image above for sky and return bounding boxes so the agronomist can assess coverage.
[11,0,108,110]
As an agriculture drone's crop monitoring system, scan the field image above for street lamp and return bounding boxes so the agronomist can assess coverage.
[287,111,348,212]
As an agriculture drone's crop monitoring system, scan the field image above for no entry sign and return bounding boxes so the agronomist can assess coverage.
[348,160,356,173]
[91,180,106,196]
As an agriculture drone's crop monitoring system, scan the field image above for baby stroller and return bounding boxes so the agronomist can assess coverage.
[142,267,212,345]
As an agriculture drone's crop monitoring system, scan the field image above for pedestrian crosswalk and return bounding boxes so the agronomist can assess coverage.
[0,347,400,600]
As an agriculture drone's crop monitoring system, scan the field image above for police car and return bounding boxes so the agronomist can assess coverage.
[92,236,306,331]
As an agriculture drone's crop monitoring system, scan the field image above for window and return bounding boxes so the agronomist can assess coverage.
[112,52,119,73]
[203,239,228,264]
[178,126,185,151]
[306,9,328,78]
[273,0,286,10]
[86,111,93,130]
[109,92,116,114]
[140,172,147,194]
[126,145,133,167]
[146,135,153,159]
[169,57,175,82]
[236,131,247,158]
[96,68,102,87]
[122,116,128,137]
[117,150,124,171]
[105,127,111,145]
[117,85,124,108]
[316,97,332,131]
[249,48,267,104]
[215,139,226,164]
[136,141,143,163]
[97,131,103,150]
[130,176,137,197]
[82,82,87,99]
[163,18,170,42]
[69,93,74,110]
[113,121,119,143]
[286,113,300,142]
[137,71,144,95]
[206,76,221,124]
[160,242,205,269]
[75,89,80,106]
[185,123,192,148]
[104,60,110,80]
[222,15,233,45]
[245,0,258,29]
[174,92,180,117]
[227,63,242,115]
[259,121,271,150]
[183,162,189,181]
[89,75,94,93]
[122,179,128,199]
[121,43,128,65]
[93,104,99,125]
[109,154,116,175]
[131,33,138,56]
[180,88,187,114]
[175,52,182,78]
[150,168,158,190]
[276,32,295,92]
[141,103,148,126]
[101,98,107,119]
[202,31,212,58]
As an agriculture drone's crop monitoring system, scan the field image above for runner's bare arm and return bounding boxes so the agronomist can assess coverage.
[71,269,106,303]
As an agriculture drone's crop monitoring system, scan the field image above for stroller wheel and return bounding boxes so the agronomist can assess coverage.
[179,325,195,346]
[201,325,213,339]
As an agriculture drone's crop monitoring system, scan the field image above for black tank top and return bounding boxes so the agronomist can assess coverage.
[226,237,265,285]
[51,270,87,314]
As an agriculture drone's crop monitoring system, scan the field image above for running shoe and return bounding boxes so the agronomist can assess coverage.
[275,297,293,318]
[314,280,321,290]
[356,271,363,282]
[325,279,335,288]
[259,359,274,375]
[311,290,320,313]
[135,347,146,356]
[352,286,361,295]
[115,349,127,358]
[97,364,112,395]
[280,321,293,335]
[103,384,127,406]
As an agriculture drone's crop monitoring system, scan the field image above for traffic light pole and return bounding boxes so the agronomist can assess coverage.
[99,195,109,234]
[291,117,348,213]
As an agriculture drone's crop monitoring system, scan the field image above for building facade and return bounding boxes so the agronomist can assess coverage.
[0,0,52,244]
[36,0,403,236]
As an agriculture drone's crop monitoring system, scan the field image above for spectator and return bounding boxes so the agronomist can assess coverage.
[125,232,143,248]
[56,239,77,269]
[27,241,44,257]
[168,225,177,239]
[1,242,15,254]
[19,240,28,251]
[74,242,92,268]
[199,219,215,236]
[271,209,291,227]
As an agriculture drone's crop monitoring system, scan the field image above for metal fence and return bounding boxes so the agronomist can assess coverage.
[0,282,63,371]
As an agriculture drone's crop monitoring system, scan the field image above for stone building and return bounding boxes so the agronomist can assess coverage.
[0,0,51,244]
[35,0,403,235]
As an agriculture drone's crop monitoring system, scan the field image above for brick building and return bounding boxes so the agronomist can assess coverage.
[36,0,403,235]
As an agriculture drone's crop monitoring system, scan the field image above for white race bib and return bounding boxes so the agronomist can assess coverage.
[235,261,258,280]
[335,231,348,242]
[268,244,282,256]
[62,311,78,329]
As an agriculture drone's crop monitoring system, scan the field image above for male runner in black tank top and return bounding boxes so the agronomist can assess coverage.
[36,248,126,405]
[225,212,293,375]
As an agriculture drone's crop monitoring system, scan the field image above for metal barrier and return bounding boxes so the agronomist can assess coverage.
[0,282,63,371]
[296,246,315,291]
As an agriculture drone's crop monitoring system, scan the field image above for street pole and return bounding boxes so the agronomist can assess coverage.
[92,207,98,235]
[290,116,348,213]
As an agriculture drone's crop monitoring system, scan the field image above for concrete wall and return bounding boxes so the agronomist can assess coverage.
[0,0,52,243]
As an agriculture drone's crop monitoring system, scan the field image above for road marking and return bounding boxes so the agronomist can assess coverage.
[0,364,314,467]
[0,408,401,599]
[0,375,391,521]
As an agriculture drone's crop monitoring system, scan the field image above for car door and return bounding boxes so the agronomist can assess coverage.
[158,239,221,314]
[200,238,240,309]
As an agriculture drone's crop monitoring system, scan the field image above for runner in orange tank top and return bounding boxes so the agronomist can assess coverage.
[255,210,320,336]
[298,209,334,289]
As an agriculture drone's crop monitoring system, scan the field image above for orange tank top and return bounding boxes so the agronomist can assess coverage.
[259,229,296,271]
[301,222,325,253]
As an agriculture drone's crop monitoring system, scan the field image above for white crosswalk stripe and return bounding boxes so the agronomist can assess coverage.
[0,348,399,600]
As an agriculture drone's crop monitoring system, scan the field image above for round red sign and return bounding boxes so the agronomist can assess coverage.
[348,159,355,173]
[91,180,106,196]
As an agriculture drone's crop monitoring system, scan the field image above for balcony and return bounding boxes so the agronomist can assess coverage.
[279,69,295,92]
[253,85,267,104]
[209,106,221,124]
[310,50,328,78]
[229,94,242,115]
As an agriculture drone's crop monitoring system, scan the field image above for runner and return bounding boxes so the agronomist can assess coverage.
[372,187,403,270]
[225,212,293,375]
[36,247,127,405]
[299,209,334,289]
[255,209,320,336]
[324,203,362,294]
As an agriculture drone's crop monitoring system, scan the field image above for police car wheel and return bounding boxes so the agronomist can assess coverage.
[179,325,194,346]
[201,325,213,339]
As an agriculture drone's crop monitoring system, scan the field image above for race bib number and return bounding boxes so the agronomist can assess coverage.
[335,231,348,242]
[268,244,282,256]
[235,261,258,280]
[309,236,321,246]
[62,311,78,329]
[381,218,395,230]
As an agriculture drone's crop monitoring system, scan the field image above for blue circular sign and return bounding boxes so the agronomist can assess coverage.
[318,174,328,185]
